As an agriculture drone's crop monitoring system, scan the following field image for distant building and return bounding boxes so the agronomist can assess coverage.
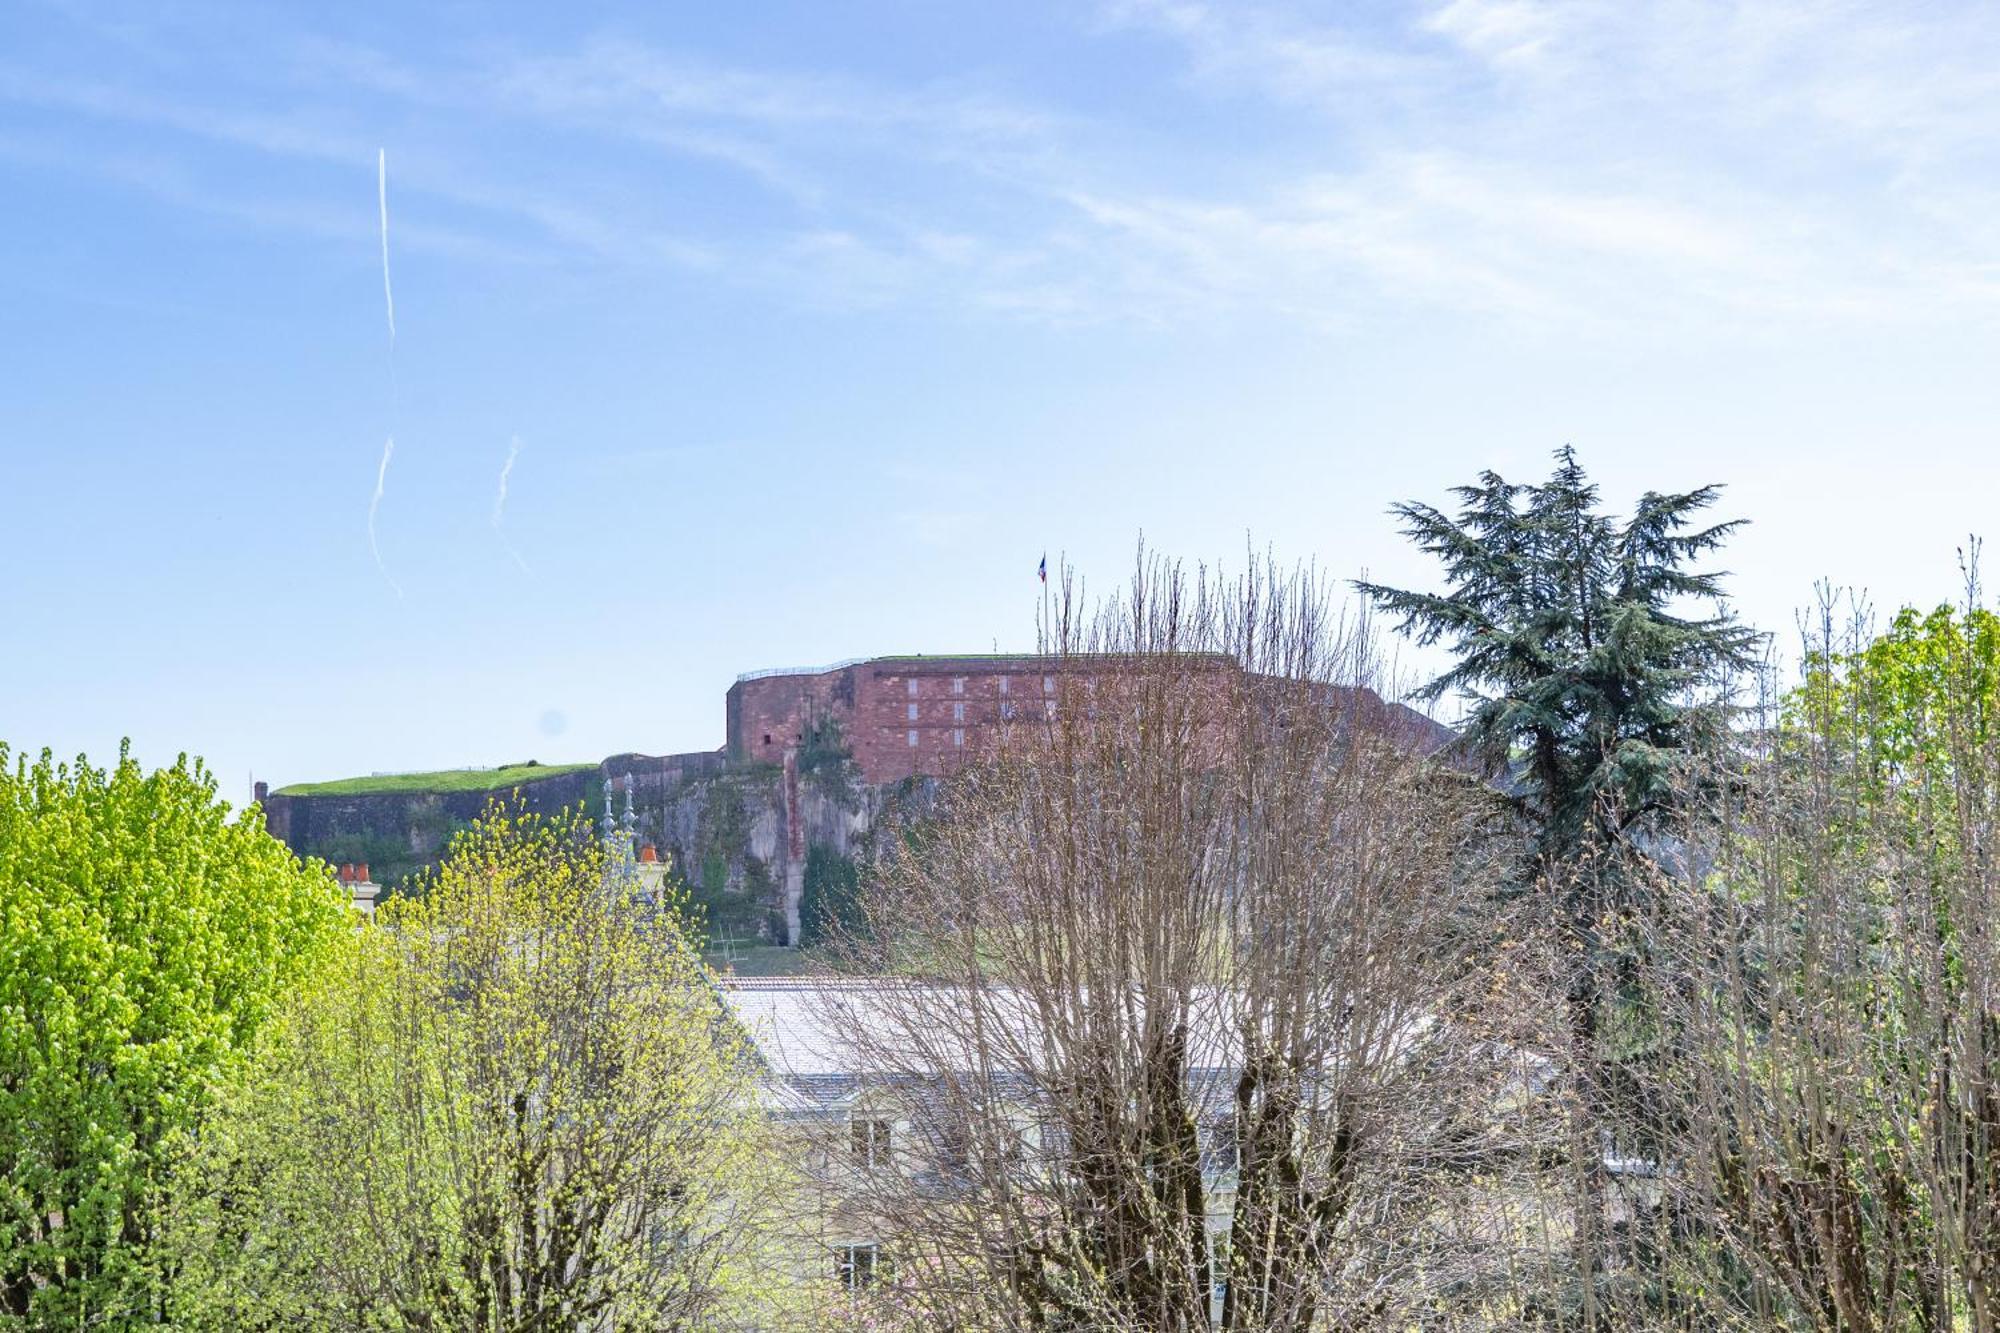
[728,652,1259,784]
[720,976,1240,1313]
[266,652,1452,949]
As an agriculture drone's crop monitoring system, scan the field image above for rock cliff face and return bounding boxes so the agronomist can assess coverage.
[262,768,596,860]
[261,749,886,946]
[260,766,600,887]
[636,753,896,946]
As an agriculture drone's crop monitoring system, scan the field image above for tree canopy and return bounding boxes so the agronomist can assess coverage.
[162,806,780,1332]
[1358,446,1760,867]
[0,743,347,1328]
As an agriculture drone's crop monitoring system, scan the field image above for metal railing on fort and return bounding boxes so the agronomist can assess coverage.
[733,658,873,684]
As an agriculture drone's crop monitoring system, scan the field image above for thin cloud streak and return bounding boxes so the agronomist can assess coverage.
[378,148,395,341]
[368,436,401,599]
[493,436,529,575]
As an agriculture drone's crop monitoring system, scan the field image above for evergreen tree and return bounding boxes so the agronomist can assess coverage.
[1358,447,1759,1327]
[1358,446,1758,871]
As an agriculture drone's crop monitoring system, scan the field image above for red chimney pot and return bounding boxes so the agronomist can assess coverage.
[639,845,658,863]
[339,863,354,883]
[356,863,370,883]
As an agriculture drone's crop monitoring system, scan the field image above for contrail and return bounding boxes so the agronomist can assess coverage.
[378,148,395,341]
[493,436,530,573]
[368,436,403,598]
[370,151,401,599]
[493,436,520,526]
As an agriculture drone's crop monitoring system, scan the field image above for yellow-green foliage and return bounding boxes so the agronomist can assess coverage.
[1788,603,2000,872]
[163,805,784,1331]
[0,743,347,1329]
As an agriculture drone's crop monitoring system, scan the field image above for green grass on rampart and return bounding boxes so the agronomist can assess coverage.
[272,762,594,798]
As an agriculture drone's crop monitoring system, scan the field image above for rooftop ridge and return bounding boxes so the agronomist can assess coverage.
[733,650,1239,684]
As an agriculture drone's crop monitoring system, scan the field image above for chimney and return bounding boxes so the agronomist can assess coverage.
[339,863,355,883]
[349,871,380,920]
[356,863,370,884]
[639,844,658,863]
[253,780,269,803]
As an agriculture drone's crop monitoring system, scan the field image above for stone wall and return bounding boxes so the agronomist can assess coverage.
[260,745,861,944]
[726,668,855,766]
[259,764,599,889]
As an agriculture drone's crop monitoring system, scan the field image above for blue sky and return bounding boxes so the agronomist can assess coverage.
[5,0,2000,796]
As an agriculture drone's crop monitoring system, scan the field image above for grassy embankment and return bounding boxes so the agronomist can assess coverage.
[272,762,595,798]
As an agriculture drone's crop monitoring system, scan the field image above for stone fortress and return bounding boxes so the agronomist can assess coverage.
[263,653,1452,947]
[728,652,1241,781]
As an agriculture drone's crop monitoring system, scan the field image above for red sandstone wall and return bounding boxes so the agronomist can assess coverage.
[733,656,1231,784]
[721,653,1451,786]
[726,668,856,766]
[848,659,1062,782]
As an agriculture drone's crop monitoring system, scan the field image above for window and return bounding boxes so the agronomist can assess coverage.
[907,730,918,747]
[1000,701,1015,720]
[1044,700,1056,720]
[907,702,918,721]
[906,678,919,697]
[836,1243,881,1291]
[952,677,965,695]
[851,1117,892,1166]
[998,675,1009,695]
[1043,675,1055,693]
[952,702,965,722]
[762,733,771,745]
[953,728,965,747]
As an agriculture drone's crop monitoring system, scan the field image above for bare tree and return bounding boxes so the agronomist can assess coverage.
[813,553,1510,1331]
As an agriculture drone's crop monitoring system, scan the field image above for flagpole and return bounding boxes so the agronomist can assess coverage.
[1040,554,1054,742]
[1039,552,1051,657]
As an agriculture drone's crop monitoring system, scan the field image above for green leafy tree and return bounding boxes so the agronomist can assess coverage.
[163,805,785,1331]
[797,844,862,949]
[1794,602,2000,836]
[1358,448,1759,1326]
[1673,598,2000,1329]
[0,743,346,1328]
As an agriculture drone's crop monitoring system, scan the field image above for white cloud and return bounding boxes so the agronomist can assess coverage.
[1095,0,1441,108]
[1422,0,1566,69]
[10,5,2000,335]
